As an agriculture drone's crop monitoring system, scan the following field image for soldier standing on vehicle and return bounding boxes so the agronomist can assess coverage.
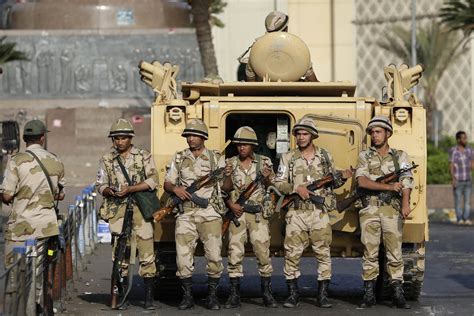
[0,120,65,314]
[356,116,413,309]
[164,119,228,310]
[240,11,318,82]
[223,126,278,309]
[96,119,158,310]
[274,117,352,308]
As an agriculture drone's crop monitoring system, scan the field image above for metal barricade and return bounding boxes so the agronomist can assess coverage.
[0,185,99,316]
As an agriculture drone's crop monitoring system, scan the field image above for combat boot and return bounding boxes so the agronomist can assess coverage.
[316,279,332,308]
[143,277,156,310]
[178,277,194,310]
[206,277,221,310]
[261,276,278,308]
[224,277,241,308]
[283,278,300,308]
[391,280,411,309]
[359,280,376,308]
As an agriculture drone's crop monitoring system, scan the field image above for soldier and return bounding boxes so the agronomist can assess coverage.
[356,116,413,309]
[223,126,278,309]
[240,11,318,82]
[96,118,158,310]
[275,117,352,308]
[164,119,227,310]
[0,119,65,313]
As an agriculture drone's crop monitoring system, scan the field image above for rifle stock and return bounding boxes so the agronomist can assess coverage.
[152,205,174,222]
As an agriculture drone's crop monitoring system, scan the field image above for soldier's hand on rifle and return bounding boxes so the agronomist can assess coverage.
[173,186,192,201]
[224,162,233,177]
[103,187,117,198]
[341,168,354,179]
[230,202,244,217]
[389,182,403,193]
[296,184,312,200]
[262,165,272,178]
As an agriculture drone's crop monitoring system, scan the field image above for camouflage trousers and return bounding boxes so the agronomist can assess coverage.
[109,204,156,278]
[175,214,223,279]
[227,212,273,278]
[284,208,332,280]
[4,238,48,304]
[360,204,403,281]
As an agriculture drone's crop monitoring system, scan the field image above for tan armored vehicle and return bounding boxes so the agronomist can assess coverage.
[139,32,427,300]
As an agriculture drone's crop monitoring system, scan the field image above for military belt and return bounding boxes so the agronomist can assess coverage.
[182,201,208,209]
[364,195,390,207]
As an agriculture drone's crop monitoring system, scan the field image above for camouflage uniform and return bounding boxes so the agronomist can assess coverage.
[355,147,414,282]
[275,145,344,281]
[165,147,225,279]
[275,117,344,308]
[226,154,275,278]
[96,145,158,278]
[0,120,65,305]
[357,115,413,309]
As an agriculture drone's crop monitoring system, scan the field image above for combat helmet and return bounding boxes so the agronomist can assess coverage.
[23,119,49,136]
[232,126,258,146]
[265,11,289,32]
[181,119,209,140]
[109,118,135,137]
[366,115,393,136]
[292,117,319,138]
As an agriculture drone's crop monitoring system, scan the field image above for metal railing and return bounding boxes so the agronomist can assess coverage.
[0,185,99,316]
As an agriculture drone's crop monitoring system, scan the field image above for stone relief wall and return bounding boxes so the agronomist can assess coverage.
[0,30,204,99]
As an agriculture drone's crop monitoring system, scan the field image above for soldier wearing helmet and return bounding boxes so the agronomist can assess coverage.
[355,115,413,309]
[1,119,65,314]
[164,119,228,310]
[238,11,318,82]
[274,117,352,308]
[223,126,277,309]
[95,118,159,310]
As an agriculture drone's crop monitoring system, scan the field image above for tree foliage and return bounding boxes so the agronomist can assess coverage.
[0,36,28,65]
[440,0,474,38]
[188,0,227,76]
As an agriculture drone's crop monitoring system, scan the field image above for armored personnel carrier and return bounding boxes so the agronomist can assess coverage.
[139,32,426,300]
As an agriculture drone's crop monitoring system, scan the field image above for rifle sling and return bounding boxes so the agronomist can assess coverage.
[26,150,59,213]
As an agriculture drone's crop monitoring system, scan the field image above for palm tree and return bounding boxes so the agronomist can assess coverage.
[0,36,28,68]
[377,21,462,138]
[189,0,227,77]
[0,36,28,74]
[439,0,474,40]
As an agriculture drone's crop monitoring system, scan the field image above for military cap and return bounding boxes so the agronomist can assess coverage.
[182,119,209,140]
[233,126,258,146]
[23,120,49,136]
[366,115,393,135]
[265,11,289,32]
[108,118,135,137]
[292,117,319,138]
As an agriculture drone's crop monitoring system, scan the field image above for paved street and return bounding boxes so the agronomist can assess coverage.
[50,221,474,316]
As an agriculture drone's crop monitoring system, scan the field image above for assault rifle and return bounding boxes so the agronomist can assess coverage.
[277,174,336,210]
[110,195,134,309]
[336,163,419,212]
[152,167,225,222]
[221,173,266,234]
